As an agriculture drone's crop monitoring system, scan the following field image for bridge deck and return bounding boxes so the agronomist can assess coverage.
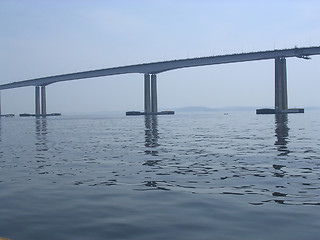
[1,46,320,90]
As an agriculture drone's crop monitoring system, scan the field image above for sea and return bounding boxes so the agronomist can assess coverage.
[0,110,319,240]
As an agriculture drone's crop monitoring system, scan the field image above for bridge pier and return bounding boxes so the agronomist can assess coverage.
[275,57,288,111]
[144,74,158,114]
[35,86,40,115]
[144,74,151,113]
[35,86,48,116]
[34,86,46,116]
[20,85,60,117]
[256,57,304,114]
[0,90,2,116]
[126,74,174,116]
[21,85,60,117]
[41,86,46,116]
[151,74,158,113]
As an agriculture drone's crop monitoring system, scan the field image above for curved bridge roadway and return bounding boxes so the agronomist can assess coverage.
[0,46,320,116]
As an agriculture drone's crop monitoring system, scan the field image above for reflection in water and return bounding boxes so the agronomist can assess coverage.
[274,114,290,156]
[273,114,290,204]
[144,115,159,156]
[35,118,48,152]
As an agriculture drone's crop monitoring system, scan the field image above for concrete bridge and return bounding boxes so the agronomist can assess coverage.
[0,46,320,116]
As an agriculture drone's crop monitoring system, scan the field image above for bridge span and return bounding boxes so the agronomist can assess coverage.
[0,46,320,116]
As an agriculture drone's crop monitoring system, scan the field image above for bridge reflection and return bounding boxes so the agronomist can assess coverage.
[275,114,290,156]
[35,118,48,152]
[144,115,159,157]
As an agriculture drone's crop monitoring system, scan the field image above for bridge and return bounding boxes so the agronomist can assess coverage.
[0,46,320,116]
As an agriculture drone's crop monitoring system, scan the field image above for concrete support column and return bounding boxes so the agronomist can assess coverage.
[144,74,151,114]
[151,74,158,113]
[41,86,46,116]
[281,58,288,110]
[35,86,40,115]
[275,58,281,110]
[275,58,288,111]
[0,90,2,116]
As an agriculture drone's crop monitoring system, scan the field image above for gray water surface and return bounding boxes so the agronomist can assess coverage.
[0,111,319,239]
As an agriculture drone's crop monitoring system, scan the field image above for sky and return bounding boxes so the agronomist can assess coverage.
[1,0,320,114]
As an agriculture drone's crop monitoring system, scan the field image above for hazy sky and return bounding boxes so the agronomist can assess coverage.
[1,0,320,114]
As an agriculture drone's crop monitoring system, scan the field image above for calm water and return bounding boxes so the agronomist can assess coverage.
[0,111,319,239]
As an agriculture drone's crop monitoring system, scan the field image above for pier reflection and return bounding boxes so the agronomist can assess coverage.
[144,115,159,156]
[35,118,48,152]
[274,114,290,156]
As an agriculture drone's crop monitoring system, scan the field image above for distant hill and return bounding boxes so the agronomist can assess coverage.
[175,106,258,112]
[305,106,320,110]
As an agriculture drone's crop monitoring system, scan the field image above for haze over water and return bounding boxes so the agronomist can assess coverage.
[0,111,319,239]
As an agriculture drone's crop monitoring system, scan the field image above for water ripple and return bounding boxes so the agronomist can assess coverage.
[0,113,320,239]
